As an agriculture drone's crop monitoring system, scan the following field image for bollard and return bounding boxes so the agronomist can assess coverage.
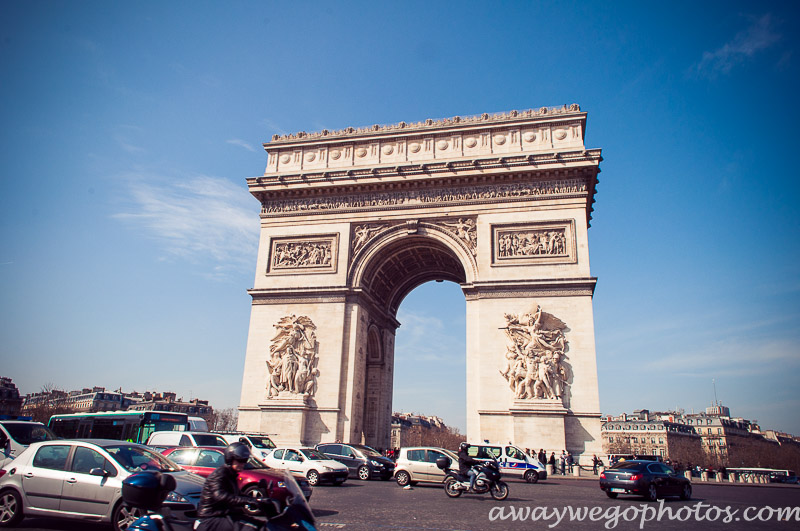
[573,466,581,477]
[684,471,692,481]
[547,464,554,476]
[728,473,737,483]
[715,472,723,482]
[598,466,605,475]
[701,471,709,482]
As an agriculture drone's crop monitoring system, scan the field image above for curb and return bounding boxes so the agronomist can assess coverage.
[545,475,800,490]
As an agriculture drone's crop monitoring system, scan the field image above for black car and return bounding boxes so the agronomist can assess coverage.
[599,460,692,501]
[315,443,395,480]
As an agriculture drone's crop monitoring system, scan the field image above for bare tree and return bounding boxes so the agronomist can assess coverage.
[23,383,72,423]
[207,408,238,432]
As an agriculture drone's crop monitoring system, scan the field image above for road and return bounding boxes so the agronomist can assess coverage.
[12,476,800,530]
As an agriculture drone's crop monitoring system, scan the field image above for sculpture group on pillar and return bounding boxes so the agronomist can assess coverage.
[500,306,569,401]
[266,315,320,398]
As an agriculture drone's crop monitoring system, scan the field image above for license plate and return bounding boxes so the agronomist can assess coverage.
[610,488,626,493]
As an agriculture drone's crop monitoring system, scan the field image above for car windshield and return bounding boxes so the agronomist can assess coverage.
[248,436,275,449]
[104,444,181,473]
[2,423,57,445]
[352,444,381,457]
[300,448,329,460]
[194,434,228,447]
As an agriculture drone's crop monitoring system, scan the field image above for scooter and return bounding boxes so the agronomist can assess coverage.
[436,456,509,500]
[121,471,316,531]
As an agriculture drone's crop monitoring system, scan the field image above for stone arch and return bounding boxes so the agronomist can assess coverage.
[348,221,476,316]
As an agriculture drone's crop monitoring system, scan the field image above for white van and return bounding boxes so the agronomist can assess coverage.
[218,433,276,462]
[0,420,58,468]
[146,430,228,448]
[467,442,547,483]
[188,416,209,432]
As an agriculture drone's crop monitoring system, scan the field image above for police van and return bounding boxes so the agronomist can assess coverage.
[466,442,547,483]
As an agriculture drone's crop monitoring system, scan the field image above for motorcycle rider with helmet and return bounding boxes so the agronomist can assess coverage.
[457,442,480,492]
[196,442,275,531]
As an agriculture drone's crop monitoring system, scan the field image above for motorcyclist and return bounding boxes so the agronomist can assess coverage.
[196,442,274,531]
[457,442,480,491]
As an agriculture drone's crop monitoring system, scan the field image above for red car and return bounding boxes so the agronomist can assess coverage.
[161,446,312,513]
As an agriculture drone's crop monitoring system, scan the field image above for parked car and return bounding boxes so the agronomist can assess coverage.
[599,460,692,501]
[263,447,348,486]
[316,443,395,480]
[145,431,228,449]
[161,446,313,507]
[394,447,459,486]
[0,439,204,531]
[218,433,276,463]
[0,420,58,469]
[465,442,547,483]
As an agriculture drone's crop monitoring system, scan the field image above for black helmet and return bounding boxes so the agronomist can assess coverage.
[459,442,470,452]
[224,442,251,465]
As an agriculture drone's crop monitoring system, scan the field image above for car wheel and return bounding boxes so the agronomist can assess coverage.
[0,490,23,528]
[396,471,411,487]
[307,470,320,486]
[605,491,618,499]
[524,470,539,484]
[680,483,692,500]
[242,484,268,516]
[357,465,370,481]
[112,502,143,531]
[645,484,658,502]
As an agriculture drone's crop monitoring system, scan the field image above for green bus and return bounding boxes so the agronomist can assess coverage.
[48,411,190,444]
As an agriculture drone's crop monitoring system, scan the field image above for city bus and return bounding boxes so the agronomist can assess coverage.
[48,411,190,444]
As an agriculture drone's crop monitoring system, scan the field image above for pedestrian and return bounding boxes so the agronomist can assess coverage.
[566,452,574,474]
[548,451,556,471]
[592,454,599,475]
[559,450,566,475]
[538,448,546,464]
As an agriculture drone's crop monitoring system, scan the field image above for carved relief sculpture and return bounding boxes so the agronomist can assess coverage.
[269,235,337,273]
[351,223,387,255]
[266,315,320,398]
[440,218,477,255]
[500,307,569,401]
[498,228,567,258]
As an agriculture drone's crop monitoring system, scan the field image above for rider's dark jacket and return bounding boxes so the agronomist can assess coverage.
[457,448,479,475]
[197,465,255,518]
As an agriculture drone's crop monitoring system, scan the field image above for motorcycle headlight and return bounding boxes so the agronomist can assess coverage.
[165,491,189,503]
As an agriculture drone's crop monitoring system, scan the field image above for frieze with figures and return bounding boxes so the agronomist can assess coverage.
[493,220,576,266]
[269,235,338,273]
[262,178,587,215]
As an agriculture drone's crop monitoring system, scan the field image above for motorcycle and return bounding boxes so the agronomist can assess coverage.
[120,471,316,531]
[436,456,509,500]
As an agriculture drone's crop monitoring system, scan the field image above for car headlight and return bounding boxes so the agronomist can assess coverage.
[165,491,189,503]
[322,466,333,471]
[370,460,383,467]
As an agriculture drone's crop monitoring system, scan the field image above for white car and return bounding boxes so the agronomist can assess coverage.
[264,447,348,486]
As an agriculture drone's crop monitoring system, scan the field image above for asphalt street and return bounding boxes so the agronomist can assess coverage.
[12,476,800,531]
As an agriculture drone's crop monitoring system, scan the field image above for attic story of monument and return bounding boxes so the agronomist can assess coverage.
[237,105,603,458]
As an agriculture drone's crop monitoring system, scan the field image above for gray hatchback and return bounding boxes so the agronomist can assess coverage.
[0,439,205,530]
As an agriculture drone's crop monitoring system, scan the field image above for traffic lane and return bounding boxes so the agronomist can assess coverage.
[309,478,800,531]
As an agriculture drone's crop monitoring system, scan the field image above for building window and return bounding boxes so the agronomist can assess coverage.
[632,437,638,443]
[609,437,614,443]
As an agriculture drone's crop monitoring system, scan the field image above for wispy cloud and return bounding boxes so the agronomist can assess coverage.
[692,14,781,78]
[226,139,258,152]
[113,173,260,279]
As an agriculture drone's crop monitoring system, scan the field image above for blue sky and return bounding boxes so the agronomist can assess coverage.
[1,1,798,436]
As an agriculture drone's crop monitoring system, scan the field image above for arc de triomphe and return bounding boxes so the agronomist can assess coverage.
[238,105,603,458]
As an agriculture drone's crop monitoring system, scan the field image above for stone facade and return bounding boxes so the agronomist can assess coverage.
[238,106,603,459]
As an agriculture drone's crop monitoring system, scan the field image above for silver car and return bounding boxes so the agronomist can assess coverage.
[394,447,459,486]
[0,439,205,530]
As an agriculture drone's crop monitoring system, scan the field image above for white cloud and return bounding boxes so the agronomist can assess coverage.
[113,173,260,278]
[226,139,258,152]
[693,14,781,78]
